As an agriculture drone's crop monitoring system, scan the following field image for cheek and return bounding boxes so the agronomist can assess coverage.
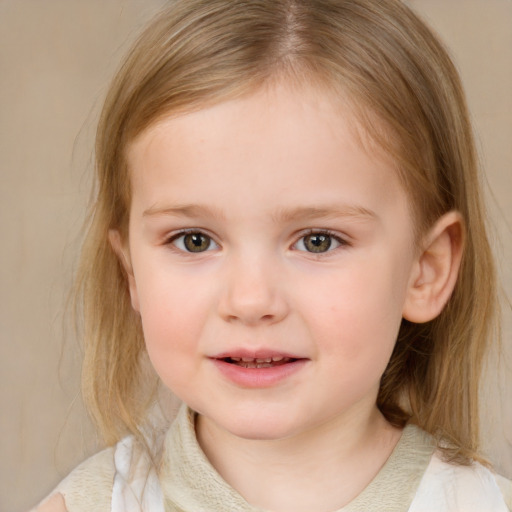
[297,260,407,363]
[132,266,209,378]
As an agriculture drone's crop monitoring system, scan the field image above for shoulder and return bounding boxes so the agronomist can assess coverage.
[33,445,116,512]
[495,474,512,511]
[410,452,512,512]
[32,493,67,512]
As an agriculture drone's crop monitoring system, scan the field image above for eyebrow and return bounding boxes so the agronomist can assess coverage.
[143,202,378,224]
[270,205,378,224]
[143,204,226,220]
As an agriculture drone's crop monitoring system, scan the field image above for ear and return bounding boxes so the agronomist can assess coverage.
[402,211,464,323]
[108,229,140,312]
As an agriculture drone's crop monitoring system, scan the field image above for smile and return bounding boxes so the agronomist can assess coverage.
[211,353,307,388]
[220,356,296,368]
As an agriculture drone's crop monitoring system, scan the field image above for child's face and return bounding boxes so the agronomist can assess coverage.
[122,84,419,441]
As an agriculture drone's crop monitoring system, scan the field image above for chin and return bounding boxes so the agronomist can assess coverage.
[214,408,305,442]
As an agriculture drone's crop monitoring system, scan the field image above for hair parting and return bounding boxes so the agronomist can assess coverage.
[75,0,498,466]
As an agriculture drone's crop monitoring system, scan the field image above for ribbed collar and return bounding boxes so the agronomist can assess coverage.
[161,404,434,512]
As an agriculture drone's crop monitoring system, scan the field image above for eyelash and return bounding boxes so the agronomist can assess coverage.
[293,229,349,255]
[166,229,219,254]
[165,229,349,255]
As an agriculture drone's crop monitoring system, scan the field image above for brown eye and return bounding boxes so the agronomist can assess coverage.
[302,233,332,253]
[172,232,216,253]
[184,233,211,252]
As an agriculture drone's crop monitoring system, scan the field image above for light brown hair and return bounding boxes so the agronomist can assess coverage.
[76,0,498,464]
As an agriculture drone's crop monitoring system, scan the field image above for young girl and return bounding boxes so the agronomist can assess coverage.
[33,0,511,510]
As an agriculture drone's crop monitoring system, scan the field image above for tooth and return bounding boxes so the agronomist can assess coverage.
[230,357,241,362]
[242,357,254,362]
[272,356,284,362]
[255,358,272,363]
[240,361,276,368]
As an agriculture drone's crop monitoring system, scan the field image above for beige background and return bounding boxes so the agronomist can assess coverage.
[0,1,510,511]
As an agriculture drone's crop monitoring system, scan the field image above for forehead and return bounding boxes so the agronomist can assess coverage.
[125,83,408,222]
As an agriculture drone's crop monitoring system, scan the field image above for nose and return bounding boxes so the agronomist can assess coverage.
[217,254,290,326]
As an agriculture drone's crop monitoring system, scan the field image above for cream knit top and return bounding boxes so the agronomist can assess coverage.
[51,404,512,512]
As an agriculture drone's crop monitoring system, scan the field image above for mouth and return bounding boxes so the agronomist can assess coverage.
[211,352,307,387]
[218,356,298,369]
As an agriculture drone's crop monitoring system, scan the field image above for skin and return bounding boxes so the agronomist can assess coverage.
[102,83,462,512]
[33,493,66,512]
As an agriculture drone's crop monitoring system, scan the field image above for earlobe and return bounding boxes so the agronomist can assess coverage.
[108,229,140,312]
[402,211,464,323]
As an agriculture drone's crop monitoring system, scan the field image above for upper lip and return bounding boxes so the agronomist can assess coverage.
[211,349,305,360]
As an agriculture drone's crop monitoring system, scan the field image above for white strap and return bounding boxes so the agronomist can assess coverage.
[111,436,165,512]
[409,452,509,512]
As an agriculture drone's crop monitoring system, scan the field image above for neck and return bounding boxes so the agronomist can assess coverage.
[196,405,402,512]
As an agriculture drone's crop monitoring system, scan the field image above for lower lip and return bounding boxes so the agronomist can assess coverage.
[211,359,308,388]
